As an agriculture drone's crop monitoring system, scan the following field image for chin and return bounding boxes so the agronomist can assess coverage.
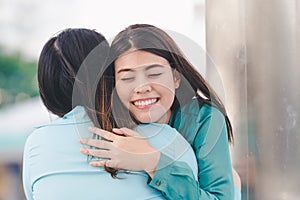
[137,118,153,123]
[139,115,165,124]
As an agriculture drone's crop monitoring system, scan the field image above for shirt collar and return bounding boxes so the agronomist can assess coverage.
[35,106,91,128]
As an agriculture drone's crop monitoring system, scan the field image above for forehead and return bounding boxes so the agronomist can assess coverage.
[114,50,169,71]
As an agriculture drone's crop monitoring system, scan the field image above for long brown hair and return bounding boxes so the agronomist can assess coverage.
[94,24,233,176]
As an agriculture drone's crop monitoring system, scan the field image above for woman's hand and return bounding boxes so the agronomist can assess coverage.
[79,127,160,176]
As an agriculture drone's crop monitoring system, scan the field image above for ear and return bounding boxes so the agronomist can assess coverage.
[173,69,181,89]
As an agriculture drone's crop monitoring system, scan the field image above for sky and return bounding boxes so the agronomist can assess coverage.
[0,0,205,60]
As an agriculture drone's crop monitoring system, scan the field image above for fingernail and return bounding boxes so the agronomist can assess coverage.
[88,127,94,132]
[80,148,87,153]
[90,162,100,167]
[79,138,86,143]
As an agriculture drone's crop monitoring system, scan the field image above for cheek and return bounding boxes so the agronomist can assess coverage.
[156,84,176,103]
[115,82,132,106]
[156,77,177,105]
[155,76,177,94]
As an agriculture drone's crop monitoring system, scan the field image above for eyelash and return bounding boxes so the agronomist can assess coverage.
[148,73,162,77]
[120,73,163,81]
[121,77,134,81]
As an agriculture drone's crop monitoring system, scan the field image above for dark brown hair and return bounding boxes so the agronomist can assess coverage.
[38,28,108,117]
[94,24,234,177]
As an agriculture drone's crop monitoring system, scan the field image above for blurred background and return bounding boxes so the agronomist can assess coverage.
[0,0,299,199]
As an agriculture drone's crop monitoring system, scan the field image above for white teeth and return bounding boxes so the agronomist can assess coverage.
[134,99,157,106]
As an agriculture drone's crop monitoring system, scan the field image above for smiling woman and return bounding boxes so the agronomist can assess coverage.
[115,50,180,124]
[80,24,238,199]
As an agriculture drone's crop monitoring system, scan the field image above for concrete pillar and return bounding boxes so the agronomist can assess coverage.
[206,0,300,199]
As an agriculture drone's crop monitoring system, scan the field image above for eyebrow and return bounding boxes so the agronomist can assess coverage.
[117,64,166,74]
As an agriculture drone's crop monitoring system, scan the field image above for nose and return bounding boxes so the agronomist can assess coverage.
[134,83,152,94]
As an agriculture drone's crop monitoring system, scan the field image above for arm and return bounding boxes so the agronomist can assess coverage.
[148,153,199,199]
[22,139,34,200]
[79,125,199,199]
[149,107,234,199]
[80,110,234,199]
[193,109,234,199]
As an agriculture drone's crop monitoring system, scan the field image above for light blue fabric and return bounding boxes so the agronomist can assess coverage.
[23,105,238,199]
[235,186,242,200]
[135,123,198,179]
[22,106,165,200]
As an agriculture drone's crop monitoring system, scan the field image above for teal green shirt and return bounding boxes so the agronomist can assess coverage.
[148,100,234,199]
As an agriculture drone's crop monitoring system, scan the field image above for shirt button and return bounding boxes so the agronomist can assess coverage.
[156,181,161,186]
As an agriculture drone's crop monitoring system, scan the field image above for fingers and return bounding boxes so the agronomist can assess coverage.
[80,148,112,159]
[111,128,124,136]
[79,138,112,150]
[89,160,106,167]
[89,159,113,168]
[88,127,117,142]
[116,127,141,138]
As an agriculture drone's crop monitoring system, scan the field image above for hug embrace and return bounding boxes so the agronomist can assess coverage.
[23,24,241,200]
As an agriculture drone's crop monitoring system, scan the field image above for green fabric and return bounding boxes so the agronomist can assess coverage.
[148,100,234,199]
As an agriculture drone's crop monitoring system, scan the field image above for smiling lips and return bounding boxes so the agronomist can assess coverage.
[131,98,159,109]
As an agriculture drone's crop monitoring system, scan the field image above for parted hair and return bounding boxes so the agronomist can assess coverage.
[38,28,109,117]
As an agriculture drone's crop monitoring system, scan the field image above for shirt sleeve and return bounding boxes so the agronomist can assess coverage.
[22,139,34,200]
[148,107,234,199]
[148,153,199,200]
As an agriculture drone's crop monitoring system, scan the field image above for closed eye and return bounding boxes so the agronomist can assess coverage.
[148,73,163,77]
[121,77,134,81]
